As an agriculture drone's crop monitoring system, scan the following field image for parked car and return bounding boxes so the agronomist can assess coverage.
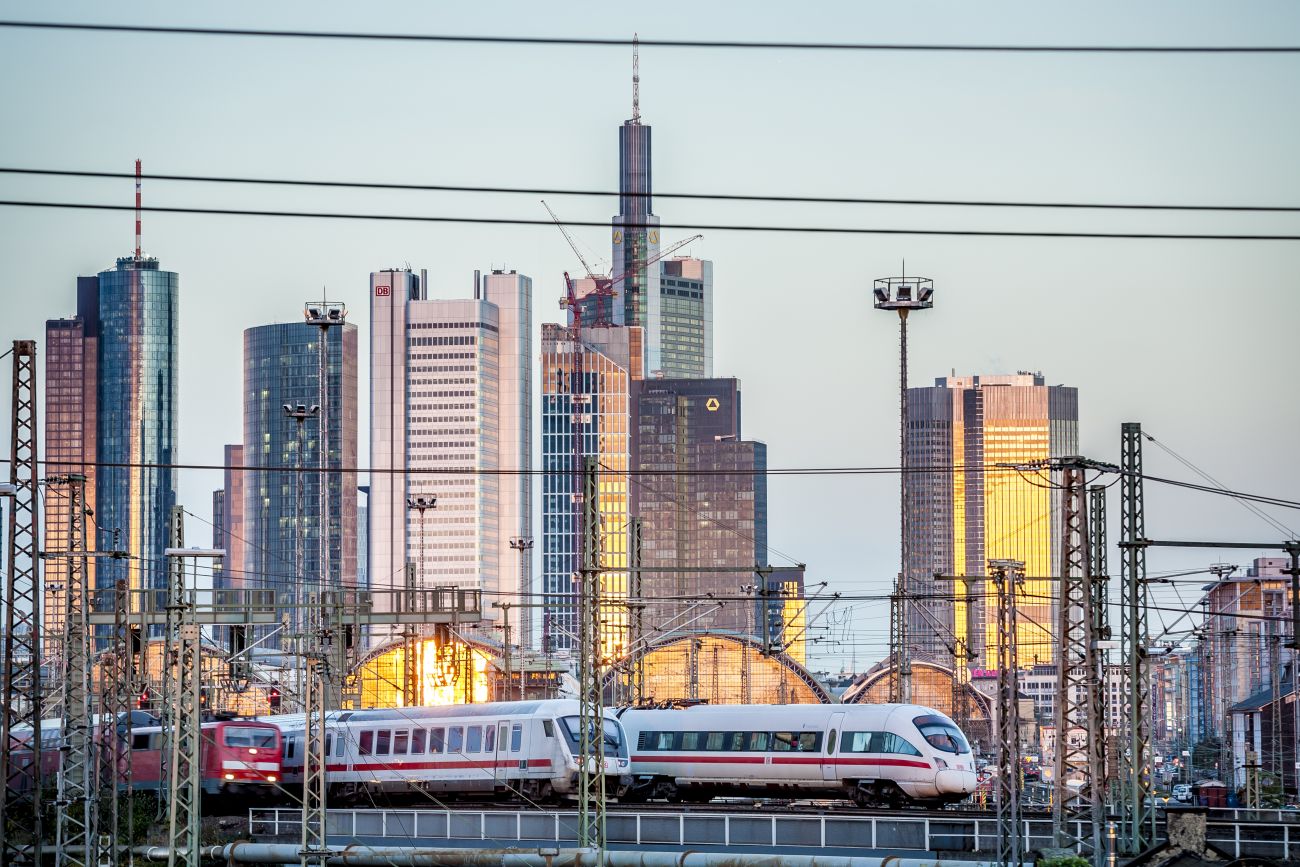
[1172,783,1192,803]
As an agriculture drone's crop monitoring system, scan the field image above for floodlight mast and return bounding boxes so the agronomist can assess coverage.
[872,274,934,705]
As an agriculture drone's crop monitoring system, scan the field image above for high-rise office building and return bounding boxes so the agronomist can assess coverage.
[904,372,1079,669]
[242,322,358,637]
[601,63,713,379]
[540,323,642,655]
[631,377,773,635]
[45,257,179,601]
[369,269,532,640]
[43,286,99,638]
[212,444,245,591]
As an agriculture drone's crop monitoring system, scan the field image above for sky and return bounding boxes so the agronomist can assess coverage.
[1,1,1298,671]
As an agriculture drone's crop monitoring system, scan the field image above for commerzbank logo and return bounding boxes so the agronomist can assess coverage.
[612,230,623,245]
[705,398,720,412]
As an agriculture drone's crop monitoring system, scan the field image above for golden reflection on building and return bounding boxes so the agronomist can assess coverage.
[637,634,828,705]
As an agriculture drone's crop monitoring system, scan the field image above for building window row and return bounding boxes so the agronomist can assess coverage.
[409,321,498,333]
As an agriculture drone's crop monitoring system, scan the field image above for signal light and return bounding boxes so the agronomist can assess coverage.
[137,687,151,710]
[268,687,281,711]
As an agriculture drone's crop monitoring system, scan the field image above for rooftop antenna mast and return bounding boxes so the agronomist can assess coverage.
[135,158,142,259]
[632,33,640,123]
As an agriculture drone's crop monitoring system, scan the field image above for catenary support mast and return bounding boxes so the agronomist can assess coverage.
[1119,423,1153,853]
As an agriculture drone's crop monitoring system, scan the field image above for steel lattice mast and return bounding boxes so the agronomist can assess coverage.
[1119,423,1153,852]
[1087,484,1112,804]
[101,577,135,867]
[577,457,606,859]
[1,339,43,867]
[1051,459,1106,859]
[164,520,206,867]
[990,559,1024,867]
[53,474,95,867]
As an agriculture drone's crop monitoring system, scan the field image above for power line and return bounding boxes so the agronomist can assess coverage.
[1,21,1297,53]
[2,199,1299,241]
[5,167,1297,214]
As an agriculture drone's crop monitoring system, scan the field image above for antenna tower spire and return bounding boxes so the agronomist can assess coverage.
[632,33,640,123]
[134,158,142,260]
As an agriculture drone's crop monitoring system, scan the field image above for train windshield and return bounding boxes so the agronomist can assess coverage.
[223,726,277,749]
[559,717,627,758]
[912,715,969,754]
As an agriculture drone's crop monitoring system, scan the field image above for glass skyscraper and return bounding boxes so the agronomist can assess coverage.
[43,256,182,602]
[540,324,641,656]
[242,321,358,641]
[631,377,776,636]
[602,86,713,379]
[904,372,1079,669]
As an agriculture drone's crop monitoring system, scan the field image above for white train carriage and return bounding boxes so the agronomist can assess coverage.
[263,699,631,803]
[619,703,978,807]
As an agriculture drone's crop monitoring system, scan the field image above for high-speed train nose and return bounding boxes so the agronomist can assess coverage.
[936,768,978,794]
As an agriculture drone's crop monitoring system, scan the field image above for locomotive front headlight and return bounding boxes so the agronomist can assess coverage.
[249,748,258,755]
[224,773,235,781]
[268,775,277,783]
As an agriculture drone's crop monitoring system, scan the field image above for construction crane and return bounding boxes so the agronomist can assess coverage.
[543,200,702,328]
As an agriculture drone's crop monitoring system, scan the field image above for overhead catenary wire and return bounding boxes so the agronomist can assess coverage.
[1,199,1299,242]
[2,20,1298,53]
[4,167,1298,213]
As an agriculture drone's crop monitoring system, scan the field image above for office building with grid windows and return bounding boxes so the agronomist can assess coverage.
[369,269,532,644]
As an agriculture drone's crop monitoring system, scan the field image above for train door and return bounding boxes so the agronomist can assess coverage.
[822,712,845,781]
[494,722,510,786]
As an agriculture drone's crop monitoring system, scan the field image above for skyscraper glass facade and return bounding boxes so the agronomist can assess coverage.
[94,257,178,597]
[540,324,640,656]
[658,258,713,378]
[904,373,1079,669]
[243,322,358,641]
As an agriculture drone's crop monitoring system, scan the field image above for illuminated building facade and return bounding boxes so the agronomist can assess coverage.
[95,257,180,599]
[369,269,532,642]
[539,323,641,657]
[242,322,358,645]
[631,377,779,636]
[43,292,98,638]
[657,258,713,378]
[905,372,1079,669]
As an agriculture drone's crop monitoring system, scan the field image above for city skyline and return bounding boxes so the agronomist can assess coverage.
[4,3,1298,670]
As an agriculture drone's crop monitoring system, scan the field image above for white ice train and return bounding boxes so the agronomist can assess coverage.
[262,700,631,802]
[618,703,978,807]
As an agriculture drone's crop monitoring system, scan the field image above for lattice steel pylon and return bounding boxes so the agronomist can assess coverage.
[1088,484,1111,803]
[1052,460,1106,859]
[888,573,907,703]
[100,579,134,867]
[1,339,43,867]
[1119,423,1153,853]
[157,506,185,818]
[576,457,606,858]
[53,474,95,867]
[299,645,329,867]
[164,521,203,867]
[990,559,1024,867]
[629,518,645,706]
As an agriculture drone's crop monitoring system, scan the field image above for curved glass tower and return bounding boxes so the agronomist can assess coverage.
[94,256,179,597]
[243,321,358,636]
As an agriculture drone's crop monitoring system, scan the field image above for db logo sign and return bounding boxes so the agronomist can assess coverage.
[375,285,391,297]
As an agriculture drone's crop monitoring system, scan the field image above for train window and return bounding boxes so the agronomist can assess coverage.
[797,733,822,752]
[429,728,445,754]
[286,740,296,760]
[511,724,523,752]
[336,735,345,757]
[680,732,702,751]
[827,730,836,755]
[325,734,333,756]
[394,730,409,755]
[484,725,496,752]
[132,733,152,751]
[912,716,969,754]
[542,720,554,738]
[376,730,391,755]
[412,729,427,754]
[654,732,677,751]
[705,732,726,751]
[841,731,871,753]
[747,732,770,751]
[224,726,277,748]
[448,726,464,753]
[772,732,794,752]
[359,731,373,755]
[467,726,483,753]
[873,733,922,756]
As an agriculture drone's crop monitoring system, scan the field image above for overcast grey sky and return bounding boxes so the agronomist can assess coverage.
[2,1,1298,668]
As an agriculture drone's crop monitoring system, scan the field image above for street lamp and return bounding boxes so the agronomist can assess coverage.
[873,273,934,705]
